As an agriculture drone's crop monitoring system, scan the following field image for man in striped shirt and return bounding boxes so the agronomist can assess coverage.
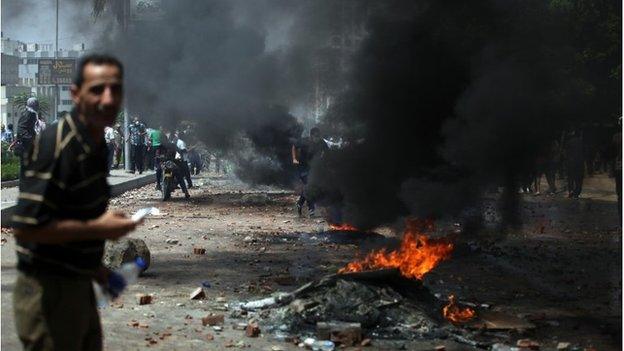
[11,54,139,351]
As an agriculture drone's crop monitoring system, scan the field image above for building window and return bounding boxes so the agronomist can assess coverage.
[62,100,73,105]
[27,59,37,64]
[61,86,70,91]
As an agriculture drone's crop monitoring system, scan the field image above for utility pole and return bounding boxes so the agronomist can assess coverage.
[123,0,131,172]
[54,0,59,122]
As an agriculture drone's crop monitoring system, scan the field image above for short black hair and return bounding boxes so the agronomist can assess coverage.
[7,124,13,130]
[73,54,124,88]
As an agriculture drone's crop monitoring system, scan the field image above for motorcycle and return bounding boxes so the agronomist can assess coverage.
[160,160,178,201]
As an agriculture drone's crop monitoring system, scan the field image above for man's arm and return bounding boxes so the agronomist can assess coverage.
[14,210,138,244]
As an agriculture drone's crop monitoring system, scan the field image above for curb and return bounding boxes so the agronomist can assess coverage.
[1,180,19,188]
[1,173,156,227]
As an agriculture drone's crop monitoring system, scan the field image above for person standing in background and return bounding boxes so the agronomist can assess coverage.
[128,116,146,174]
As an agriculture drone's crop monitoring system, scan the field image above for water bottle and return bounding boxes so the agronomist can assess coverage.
[93,257,147,307]
[116,257,147,285]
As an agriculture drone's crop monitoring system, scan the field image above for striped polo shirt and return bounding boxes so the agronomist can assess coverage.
[11,110,110,277]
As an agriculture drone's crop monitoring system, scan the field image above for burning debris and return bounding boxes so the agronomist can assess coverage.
[328,223,359,232]
[338,219,454,280]
[442,295,476,324]
[234,221,494,348]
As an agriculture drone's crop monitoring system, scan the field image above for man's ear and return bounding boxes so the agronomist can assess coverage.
[70,84,80,105]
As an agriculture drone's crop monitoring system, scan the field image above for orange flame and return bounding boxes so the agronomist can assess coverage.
[329,223,359,231]
[338,219,453,280]
[442,294,475,323]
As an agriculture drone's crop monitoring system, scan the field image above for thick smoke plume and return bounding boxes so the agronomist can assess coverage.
[309,0,620,229]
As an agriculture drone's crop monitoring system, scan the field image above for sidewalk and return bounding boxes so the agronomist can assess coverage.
[1,169,156,225]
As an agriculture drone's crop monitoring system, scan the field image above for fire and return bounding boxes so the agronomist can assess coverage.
[338,219,453,280]
[442,294,476,323]
[329,223,359,231]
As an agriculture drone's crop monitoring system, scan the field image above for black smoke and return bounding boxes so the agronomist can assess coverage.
[308,0,620,230]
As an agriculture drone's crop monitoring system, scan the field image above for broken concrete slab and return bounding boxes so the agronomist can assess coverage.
[104,238,151,272]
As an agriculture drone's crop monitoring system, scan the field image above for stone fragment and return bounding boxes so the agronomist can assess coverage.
[556,342,571,350]
[138,294,152,305]
[435,346,446,351]
[317,322,361,346]
[202,314,224,326]
[361,338,372,347]
[193,247,206,255]
[290,299,318,313]
[165,238,179,245]
[104,238,151,272]
[190,287,206,300]
[517,339,540,350]
[245,322,261,337]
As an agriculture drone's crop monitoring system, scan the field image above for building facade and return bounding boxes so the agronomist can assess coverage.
[1,33,86,126]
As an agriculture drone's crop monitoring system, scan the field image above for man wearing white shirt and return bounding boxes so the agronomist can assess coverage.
[175,132,193,188]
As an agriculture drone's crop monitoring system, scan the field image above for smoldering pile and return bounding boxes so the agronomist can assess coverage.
[234,269,490,349]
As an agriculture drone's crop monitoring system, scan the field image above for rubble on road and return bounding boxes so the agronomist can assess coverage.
[236,269,491,347]
[190,287,206,300]
[202,314,225,326]
[245,322,261,337]
[138,294,153,305]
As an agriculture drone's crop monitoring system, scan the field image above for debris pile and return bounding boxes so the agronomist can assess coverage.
[239,269,489,348]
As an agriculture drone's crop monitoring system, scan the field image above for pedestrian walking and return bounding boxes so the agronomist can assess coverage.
[175,132,193,188]
[2,123,15,143]
[15,97,39,180]
[104,125,116,174]
[113,123,123,168]
[10,54,139,351]
[128,116,146,174]
[291,127,328,217]
[565,129,585,198]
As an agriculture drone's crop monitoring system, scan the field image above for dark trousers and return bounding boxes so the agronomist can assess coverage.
[130,144,145,173]
[178,159,193,188]
[567,164,584,197]
[616,169,622,221]
[146,147,155,170]
[14,272,102,351]
[106,143,114,173]
[154,146,163,186]
[545,162,557,193]
[296,169,314,211]
[17,139,33,181]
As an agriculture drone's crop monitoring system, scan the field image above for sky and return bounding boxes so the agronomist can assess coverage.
[1,0,111,49]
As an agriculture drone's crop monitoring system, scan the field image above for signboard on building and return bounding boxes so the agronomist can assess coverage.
[37,59,76,85]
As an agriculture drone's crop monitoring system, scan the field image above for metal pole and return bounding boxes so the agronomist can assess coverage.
[123,1,131,171]
[54,0,59,121]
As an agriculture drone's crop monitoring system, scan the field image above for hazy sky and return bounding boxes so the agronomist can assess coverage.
[1,0,112,49]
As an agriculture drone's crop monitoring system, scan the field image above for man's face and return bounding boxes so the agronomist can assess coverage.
[71,63,122,130]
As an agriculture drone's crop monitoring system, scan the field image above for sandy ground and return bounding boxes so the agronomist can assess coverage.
[1,173,621,350]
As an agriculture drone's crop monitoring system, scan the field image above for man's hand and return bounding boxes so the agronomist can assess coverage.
[89,210,138,240]
[293,158,299,165]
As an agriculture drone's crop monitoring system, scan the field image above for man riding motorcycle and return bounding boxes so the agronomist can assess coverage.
[157,141,190,200]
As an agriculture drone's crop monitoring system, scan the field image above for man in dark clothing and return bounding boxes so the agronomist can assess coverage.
[16,97,39,180]
[291,127,328,217]
[612,122,622,221]
[128,116,146,174]
[565,130,585,198]
[10,54,138,351]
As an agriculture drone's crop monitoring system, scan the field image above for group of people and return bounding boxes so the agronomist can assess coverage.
[520,128,621,201]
